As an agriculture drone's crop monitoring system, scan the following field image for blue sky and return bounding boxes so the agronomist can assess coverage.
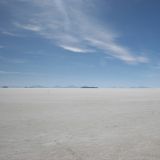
[0,0,160,87]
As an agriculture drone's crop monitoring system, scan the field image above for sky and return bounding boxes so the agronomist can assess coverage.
[0,0,160,87]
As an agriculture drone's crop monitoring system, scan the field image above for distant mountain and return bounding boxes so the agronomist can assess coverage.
[81,86,98,88]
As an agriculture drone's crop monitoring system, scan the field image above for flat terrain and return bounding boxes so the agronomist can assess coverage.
[0,89,160,160]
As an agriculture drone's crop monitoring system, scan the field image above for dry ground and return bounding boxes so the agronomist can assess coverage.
[0,88,160,160]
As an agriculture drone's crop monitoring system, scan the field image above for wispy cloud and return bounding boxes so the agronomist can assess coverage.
[59,45,92,53]
[1,31,19,37]
[0,70,20,74]
[15,23,42,32]
[12,0,148,63]
[0,45,4,48]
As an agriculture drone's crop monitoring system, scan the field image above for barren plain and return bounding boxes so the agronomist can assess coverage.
[0,89,160,160]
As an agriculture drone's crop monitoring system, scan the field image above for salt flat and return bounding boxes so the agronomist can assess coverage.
[0,88,160,160]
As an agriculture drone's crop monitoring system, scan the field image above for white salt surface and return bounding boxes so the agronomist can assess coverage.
[0,88,160,160]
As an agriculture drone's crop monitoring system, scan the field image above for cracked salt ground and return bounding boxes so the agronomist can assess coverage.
[0,89,160,160]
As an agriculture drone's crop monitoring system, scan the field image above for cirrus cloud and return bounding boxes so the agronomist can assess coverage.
[10,0,149,63]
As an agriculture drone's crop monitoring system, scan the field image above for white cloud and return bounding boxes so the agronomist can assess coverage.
[15,23,41,32]
[12,0,148,63]
[59,45,91,53]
